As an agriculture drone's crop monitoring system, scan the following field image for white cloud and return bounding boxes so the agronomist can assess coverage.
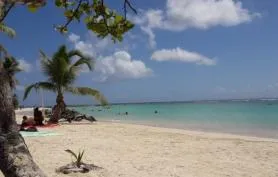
[74,40,95,57]
[94,51,153,82]
[151,47,216,66]
[68,33,80,43]
[68,33,153,81]
[164,0,260,30]
[18,59,32,72]
[68,33,97,73]
[68,32,135,57]
[144,9,164,28]
[133,0,260,48]
[140,26,156,48]
[95,37,111,50]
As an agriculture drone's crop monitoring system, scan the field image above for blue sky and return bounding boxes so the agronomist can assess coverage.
[2,0,278,106]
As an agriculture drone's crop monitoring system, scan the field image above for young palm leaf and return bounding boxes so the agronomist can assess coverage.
[65,149,85,168]
[77,150,85,167]
[65,149,78,160]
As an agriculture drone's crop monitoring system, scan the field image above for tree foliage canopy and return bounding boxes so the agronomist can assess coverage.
[0,0,136,41]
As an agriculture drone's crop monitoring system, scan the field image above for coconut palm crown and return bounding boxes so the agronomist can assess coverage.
[23,45,107,122]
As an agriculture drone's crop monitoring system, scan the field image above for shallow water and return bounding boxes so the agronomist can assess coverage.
[71,100,278,138]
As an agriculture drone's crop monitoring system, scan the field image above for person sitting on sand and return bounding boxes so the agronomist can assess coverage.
[20,116,38,131]
[34,107,44,125]
[20,116,35,129]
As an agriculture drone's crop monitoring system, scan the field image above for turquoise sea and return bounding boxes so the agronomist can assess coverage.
[72,99,278,139]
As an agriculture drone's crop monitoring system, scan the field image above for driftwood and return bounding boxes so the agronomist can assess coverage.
[56,162,102,174]
[45,109,97,123]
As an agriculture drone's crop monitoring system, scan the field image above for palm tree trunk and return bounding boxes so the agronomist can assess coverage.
[49,92,66,123]
[0,62,47,177]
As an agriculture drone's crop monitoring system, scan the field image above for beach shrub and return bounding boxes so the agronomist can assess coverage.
[65,149,85,168]
[56,149,102,174]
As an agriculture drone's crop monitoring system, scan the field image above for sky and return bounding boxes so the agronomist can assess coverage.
[1,0,278,106]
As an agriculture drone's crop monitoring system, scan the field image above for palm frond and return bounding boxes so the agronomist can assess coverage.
[65,87,108,105]
[3,56,22,74]
[40,50,54,78]
[40,48,70,86]
[0,45,8,57]
[0,23,16,38]
[39,50,51,62]
[24,82,56,100]
[69,50,94,71]
[53,45,70,64]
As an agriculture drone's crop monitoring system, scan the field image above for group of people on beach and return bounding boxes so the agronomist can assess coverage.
[20,107,44,131]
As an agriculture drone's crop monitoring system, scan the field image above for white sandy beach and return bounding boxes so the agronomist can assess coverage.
[1,108,278,177]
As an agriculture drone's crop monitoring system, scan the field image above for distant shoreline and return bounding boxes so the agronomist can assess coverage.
[81,97,278,106]
[21,97,278,107]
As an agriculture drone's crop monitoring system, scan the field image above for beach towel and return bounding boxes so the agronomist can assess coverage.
[34,124,59,128]
[20,131,61,137]
[18,123,59,130]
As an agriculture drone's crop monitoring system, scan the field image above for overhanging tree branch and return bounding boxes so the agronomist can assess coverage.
[60,0,83,30]
[124,0,137,15]
[0,2,15,23]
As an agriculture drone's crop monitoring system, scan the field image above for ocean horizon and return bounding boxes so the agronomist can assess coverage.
[71,99,278,139]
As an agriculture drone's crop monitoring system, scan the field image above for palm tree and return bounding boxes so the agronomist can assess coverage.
[23,45,107,123]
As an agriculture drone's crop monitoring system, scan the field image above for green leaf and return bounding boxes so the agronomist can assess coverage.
[65,149,78,160]
[114,15,123,24]
[66,1,76,7]
[55,0,62,7]
[28,4,38,12]
[104,7,110,16]
[84,16,93,24]
[55,26,68,34]
[64,10,73,18]
[77,150,85,164]
[74,10,83,21]
[80,3,90,13]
